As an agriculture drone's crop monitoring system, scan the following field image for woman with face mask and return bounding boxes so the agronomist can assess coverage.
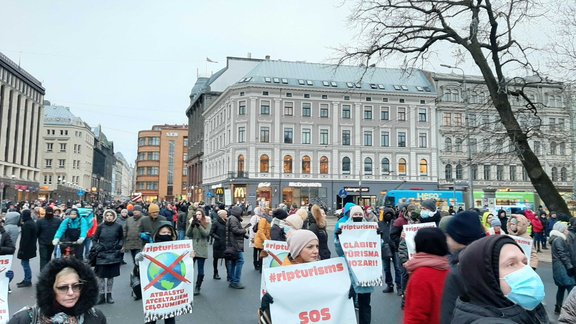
[549,222,575,314]
[451,235,548,323]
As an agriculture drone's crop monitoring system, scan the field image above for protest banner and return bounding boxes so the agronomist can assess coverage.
[339,222,383,287]
[403,223,437,259]
[263,257,356,324]
[0,256,11,323]
[508,235,533,264]
[260,240,289,298]
[140,240,194,322]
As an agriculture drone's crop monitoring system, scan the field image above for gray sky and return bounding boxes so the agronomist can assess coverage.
[1,1,555,164]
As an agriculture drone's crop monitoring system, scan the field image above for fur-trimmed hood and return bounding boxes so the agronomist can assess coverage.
[36,258,99,317]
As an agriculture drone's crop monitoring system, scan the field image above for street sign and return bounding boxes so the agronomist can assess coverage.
[207,192,214,198]
[77,190,85,197]
[338,188,348,199]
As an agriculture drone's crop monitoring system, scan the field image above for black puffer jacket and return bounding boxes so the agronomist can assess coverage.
[92,222,123,266]
[308,217,330,260]
[17,211,37,260]
[36,217,62,245]
[227,207,246,252]
[210,216,227,259]
[8,257,106,323]
[0,227,15,255]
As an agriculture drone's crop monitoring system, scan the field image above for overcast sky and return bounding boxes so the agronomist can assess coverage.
[1,1,555,164]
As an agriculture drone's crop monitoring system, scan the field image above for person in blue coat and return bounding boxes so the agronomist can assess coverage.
[52,208,89,259]
[335,203,375,324]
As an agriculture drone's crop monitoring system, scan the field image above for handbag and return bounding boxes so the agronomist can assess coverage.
[223,221,238,261]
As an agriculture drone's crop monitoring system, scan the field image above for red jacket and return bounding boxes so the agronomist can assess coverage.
[404,266,449,324]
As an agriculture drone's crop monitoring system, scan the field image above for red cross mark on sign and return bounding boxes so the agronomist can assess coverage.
[144,252,191,291]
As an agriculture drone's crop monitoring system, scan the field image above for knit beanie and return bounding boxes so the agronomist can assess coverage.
[133,205,143,212]
[414,227,448,256]
[217,210,228,219]
[491,218,502,227]
[421,199,437,212]
[438,215,453,233]
[230,206,243,217]
[350,205,364,217]
[286,214,304,230]
[446,211,486,246]
[287,230,318,259]
[272,208,288,220]
[148,203,160,213]
[554,221,568,233]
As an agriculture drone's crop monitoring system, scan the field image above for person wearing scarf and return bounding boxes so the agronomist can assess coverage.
[404,227,450,324]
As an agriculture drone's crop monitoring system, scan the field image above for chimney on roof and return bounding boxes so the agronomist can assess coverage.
[247,52,252,59]
[265,55,270,60]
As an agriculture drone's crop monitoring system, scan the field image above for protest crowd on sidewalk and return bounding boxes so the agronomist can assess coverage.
[0,197,572,323]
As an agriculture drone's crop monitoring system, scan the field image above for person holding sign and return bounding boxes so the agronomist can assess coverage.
[506,215,538,270]
[186,209,211,296]
[8,257,107,323]
[403,228,450,323]
[335,204,376,324]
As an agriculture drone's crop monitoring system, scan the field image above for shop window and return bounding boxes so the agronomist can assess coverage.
[320,156,329,174]
[342,157,351,174]
[381,158,390,174]
[284,155,293,173]
[364,157,373,174]
[419,159,428,175]
[237,155,245,174]
[302,156,311,174]
[260,155,269,173]
[398,158,407,175]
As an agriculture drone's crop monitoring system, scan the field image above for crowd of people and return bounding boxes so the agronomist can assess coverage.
[0,198,575,323]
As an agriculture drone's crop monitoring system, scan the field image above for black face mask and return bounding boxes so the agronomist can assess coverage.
[352,217,363,223]
[156,234,173,242]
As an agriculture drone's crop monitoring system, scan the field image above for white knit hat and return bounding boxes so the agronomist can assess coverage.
[287,230,318,259]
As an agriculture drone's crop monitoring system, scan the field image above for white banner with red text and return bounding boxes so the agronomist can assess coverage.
[263,257,356,324]
[260,240,289,298]
[0,255,12,323]
[339,222,383,287]
[139,240,194,322]
[403,223,437,259]
[508,235,533,264]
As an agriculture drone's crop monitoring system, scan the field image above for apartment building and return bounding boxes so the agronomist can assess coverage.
[112,152,133,201]
[0,52,45,202]
[39,103,95,202]
[200,58,438,210]
[136,125,188,202]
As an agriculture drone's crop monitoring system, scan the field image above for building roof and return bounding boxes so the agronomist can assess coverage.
[238,60,436,94]
[0,51,45,94]
[43,104,87,127]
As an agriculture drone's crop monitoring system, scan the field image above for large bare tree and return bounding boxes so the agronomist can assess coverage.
[341,0,570,214]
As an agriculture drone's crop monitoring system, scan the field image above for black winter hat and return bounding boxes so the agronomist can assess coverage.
[414,227,449,256]
[230,206,243,217]
[446,210,486,246]
[272,208,288,220]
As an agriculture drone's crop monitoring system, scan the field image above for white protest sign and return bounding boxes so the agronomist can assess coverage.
[339,222,383,287]
[509,235,533,264]
[140,240,194,322]
[0,256,12,323]
[263,257,356,324]
[260,240,289,298]
[403,223,437,259]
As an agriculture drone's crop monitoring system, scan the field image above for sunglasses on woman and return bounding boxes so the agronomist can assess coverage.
[55,282,84,294]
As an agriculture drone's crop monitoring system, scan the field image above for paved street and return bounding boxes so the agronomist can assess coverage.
[4,219,561,323]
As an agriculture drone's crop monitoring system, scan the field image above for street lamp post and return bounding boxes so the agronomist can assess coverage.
[440,64,474,209]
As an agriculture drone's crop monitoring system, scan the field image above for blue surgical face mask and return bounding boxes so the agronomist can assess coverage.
[500,265,545,310]
[420,210,432,218]
[283,226,291,235]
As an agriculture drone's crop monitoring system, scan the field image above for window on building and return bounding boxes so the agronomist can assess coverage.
[510,165,517,181]
[551,167,558,181]
[468,113,477,127]
[483,138,490,152]
[470,138,477,154]
[381,131,390,147]
[260,127,270,143]
[398,158,407,175]
[302,103,311,117]
[522,167,529,181]
[320,156,329,174]
[320,129,329,145]
[560,142,566,155]
[455,138,463,152]
[47,143,53,152]
[58,159,65,168]
[364,131,373,146]
[45,159,52,168]
[364,157,373,175]
[534,141,541,155]
[559,118,565,130]
[260,101,270,115]
[320,104,329,118]
[445,138,452,152]
[260,155,269,173]
[419,133,427,148]
[342,105,351,119]
[342,157,351,174]
[443,113,451,126]
[284,128,293,144]
[550,142,557,155]
[398,107,406,121]
[302,156,311,174]
[497,165,504,180]
[420,159,428,175]
[342,130,351,146]
[284,102,293,116]
[472,164,478,180]
[238,127,246,143]
[238,101,246,115]
[484,165,491,180]
[445,164,453,180]
[455,164,463,179]
[381,107,390,120]
[418,108,427,122]
[454,113,463,126]
[381,158,390,173]
[60,143,66,152]
[363,106,373,120]
[561,167,568,182]
[284,155,293,173]
[398,132,406,147]
[149,137,160,146]
[302,129,311,144]
[237,155,245,173]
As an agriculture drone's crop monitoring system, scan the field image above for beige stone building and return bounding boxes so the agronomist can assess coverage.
[39,104,95,202]
[0,52,45,203]
[136,125,188,202]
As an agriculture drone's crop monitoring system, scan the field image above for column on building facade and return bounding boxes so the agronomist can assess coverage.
[0,86,8,163]
[21,98,31,168]
[331,102,340,181]
[14,94,26,166]
[33,102,42,170]
[248,97,258,176]
[6,90,17,165]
